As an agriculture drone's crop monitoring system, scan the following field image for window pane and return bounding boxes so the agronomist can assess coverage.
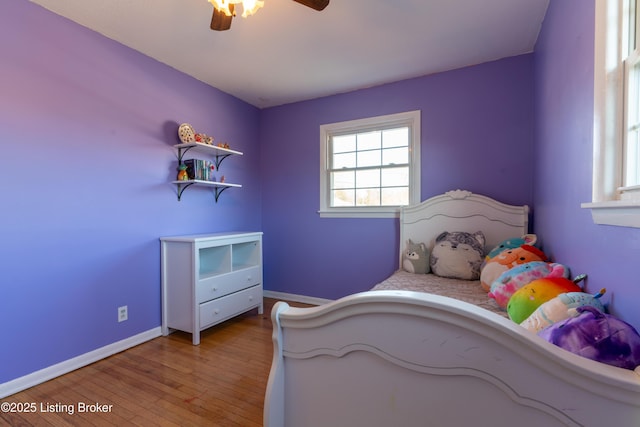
[356,169,380,188]
[383,127,409,148]
[381,187,409,206]
[332,135,356,153]
[382,147,409,165]
[636,0,640,49]
[381,166,409,187]
[357,131,381,151]
[629,59,640,127]
[626,128,640,186]
[332,152,356,169]
[332,189,355,206]
[356,188,380,206]
[357,149,381,167]
[332,170,354,189]
[631,0,638,51]
[626,54,640,187]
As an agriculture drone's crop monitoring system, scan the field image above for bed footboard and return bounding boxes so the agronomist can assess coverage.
[264,291,640,427]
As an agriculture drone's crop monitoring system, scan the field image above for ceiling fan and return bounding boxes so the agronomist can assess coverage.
[209,0,330,31]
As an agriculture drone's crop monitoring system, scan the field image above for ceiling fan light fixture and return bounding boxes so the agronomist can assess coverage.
[208,0,264,18]
[240,0,265,17]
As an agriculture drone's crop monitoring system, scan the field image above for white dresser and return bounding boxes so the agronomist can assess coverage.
[160,232,263,345]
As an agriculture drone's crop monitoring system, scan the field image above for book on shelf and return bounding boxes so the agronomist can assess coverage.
[183,159,216,182]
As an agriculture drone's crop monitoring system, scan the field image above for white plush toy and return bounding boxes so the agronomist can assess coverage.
[430,231,485,280]
[520,288,607,333]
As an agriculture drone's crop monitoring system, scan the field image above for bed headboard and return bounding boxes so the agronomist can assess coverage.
[399,190,529,266]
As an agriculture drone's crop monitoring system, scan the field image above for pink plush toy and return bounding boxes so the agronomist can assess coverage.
[487,261,570,308]
[480,245,548,292]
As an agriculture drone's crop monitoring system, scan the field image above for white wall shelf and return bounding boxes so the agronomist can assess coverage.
[173,142,243,202]
[171,179,242,202]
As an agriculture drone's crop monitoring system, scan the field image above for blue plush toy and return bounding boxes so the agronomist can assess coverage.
[485,234,538,261]
[520,289,606,333]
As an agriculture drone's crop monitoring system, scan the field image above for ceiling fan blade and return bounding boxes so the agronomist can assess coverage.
[292,0,329,11]
[210,4,234,31]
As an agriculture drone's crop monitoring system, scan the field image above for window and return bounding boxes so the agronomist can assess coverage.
[583,0,640,227]
[319,111,421,218]
[623,0,640,195]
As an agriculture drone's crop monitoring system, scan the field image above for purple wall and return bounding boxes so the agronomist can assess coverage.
[260,55,535,300]
[0,0,261,384]
[533,0,640,328]
[10,0,635,391]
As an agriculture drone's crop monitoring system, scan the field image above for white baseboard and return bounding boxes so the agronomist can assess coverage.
[263,290,332,306]
[0,327,162,399]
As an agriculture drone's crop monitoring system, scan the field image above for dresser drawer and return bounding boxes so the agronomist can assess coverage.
[196,266,262,303]
[199,285,262,329]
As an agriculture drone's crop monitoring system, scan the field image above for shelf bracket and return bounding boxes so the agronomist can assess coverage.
[214,154,232,169]
[214,186,231,203]
[176,182,195,201]
[176,146,196,163]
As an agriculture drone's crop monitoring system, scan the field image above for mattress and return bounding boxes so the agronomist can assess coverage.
[371,270,507,317]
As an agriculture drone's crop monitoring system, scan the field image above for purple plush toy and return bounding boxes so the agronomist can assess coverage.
[538,306,640,370]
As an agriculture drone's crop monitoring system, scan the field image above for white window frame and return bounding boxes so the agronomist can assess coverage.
[318,110,421,218]
[582,0,640,227]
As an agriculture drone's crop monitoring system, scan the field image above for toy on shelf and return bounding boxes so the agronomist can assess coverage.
[195,133,213,145]
[178,123,214,145]
[177,164,189,181]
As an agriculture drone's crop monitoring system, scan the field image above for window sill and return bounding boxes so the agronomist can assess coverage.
[581,200,640,228]
[318,208,401,219]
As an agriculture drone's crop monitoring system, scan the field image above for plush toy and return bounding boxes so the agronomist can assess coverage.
[402,239,430,274]
[430,231,485,280]
[487,261,570,308]
[480,245,548,291]
[539,306,640,370]
[485,234,538,261]
[507,276,583,323]
[520,288,607,333]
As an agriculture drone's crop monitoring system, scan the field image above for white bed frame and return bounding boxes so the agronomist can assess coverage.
[264,190,640,427]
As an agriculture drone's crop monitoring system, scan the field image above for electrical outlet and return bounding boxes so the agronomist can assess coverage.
[118,305,128,322]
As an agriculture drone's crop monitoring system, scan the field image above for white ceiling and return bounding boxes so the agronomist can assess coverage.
[28,0,550,108]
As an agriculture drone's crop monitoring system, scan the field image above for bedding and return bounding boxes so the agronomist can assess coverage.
[371,270,506,316]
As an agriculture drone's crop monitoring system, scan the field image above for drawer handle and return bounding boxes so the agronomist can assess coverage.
[214,309,220,315]
[246,276,252,282]
[212,287,218,292]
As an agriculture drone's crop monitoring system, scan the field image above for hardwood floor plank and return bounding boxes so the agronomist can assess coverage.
[3,298,313,426]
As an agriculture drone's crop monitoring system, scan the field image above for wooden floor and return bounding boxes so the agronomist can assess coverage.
[2,298,312,427]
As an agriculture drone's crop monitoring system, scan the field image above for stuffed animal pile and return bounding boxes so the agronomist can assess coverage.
[481,235,640,370]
